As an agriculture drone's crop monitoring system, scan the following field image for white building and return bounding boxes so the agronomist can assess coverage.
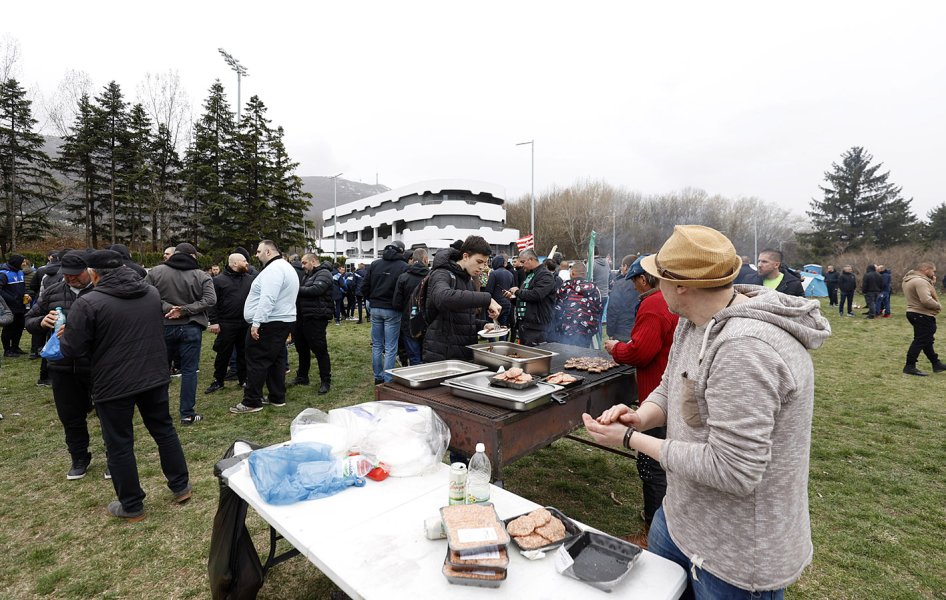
[320,179,520,261]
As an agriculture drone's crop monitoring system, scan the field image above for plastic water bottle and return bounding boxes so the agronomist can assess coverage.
[466,443,491,504]
[337,455,375,478]
[54,307,65,333]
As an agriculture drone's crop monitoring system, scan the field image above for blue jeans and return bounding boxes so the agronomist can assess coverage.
[876,291,891,315]
[370,308,401,381]
[648,507,785,600]
[403,334,423,366]
[164,324,202,419]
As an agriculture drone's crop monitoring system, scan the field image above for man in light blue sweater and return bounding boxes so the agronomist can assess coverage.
[230,240,299,414]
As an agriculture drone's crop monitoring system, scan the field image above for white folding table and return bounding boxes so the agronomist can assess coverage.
[224,457,686,599]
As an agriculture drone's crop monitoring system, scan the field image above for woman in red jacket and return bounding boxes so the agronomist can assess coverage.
[603,254,678,546]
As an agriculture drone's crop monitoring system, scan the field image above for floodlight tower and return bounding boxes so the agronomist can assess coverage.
[218,48,249,122]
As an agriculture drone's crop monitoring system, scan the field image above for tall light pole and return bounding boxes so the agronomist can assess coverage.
[329,172,343,258]
[218,48,248,122]
[516,140,535,242]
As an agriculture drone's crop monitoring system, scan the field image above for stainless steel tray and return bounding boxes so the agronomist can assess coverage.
[467,342,557,376]
[442,372,564,411]
[385,360,486,389]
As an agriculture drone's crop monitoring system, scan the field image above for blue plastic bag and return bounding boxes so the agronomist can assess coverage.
[247,442,365,505]
[40,333,63,361]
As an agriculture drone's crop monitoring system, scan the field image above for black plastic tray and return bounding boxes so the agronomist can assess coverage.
[542,373,586,388]
[561,531,643,592]
[489,375,539,390]
[502,506,582,553]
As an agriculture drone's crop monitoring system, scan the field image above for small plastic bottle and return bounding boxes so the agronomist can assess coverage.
[54,307,65,333]
[466,443,491,504]
[337,455,375,478]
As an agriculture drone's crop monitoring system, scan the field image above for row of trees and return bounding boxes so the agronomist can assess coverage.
[0,73,311,256]
[505,181,805,262]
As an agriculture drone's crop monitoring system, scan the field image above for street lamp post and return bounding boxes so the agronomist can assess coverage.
[218,48,248,122]
[329,172,343,258]
[516,140,535,243]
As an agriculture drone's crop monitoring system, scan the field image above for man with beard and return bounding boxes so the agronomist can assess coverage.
[504,249,556,346]
[291,254,335,393]
[205,253,255,394]
[145,243,216,425]
[25,251,99,480]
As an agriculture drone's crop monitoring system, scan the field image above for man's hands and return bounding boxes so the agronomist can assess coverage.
[208,324,220,335]
[503,286,519,300]
[250,325,260,341]
[164,306,183,320]
[41,310,58,330]
[604,339,619,354]
[581,404,643,448]
[487,299,501,320]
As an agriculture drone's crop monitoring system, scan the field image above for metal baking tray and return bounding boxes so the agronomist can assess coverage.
[467,341,558,375]
[385,360,486,389]
[442,372,564,411]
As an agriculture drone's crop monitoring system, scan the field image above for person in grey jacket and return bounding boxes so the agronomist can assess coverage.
[584,225,830,597]
[145,242,216,425]
[606,254,640,341]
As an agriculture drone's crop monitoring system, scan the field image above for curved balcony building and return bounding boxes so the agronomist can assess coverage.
[321,179,521,261]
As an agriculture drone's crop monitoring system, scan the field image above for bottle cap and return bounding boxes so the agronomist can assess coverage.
[476,443,485,453]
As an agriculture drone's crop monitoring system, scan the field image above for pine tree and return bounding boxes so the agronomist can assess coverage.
[93,81,130,245]
[0,78,60,254]
[230,94,273,249]
[118,103,154,250]
[58,93,104,247]
[268,126,312,250]
[149,123,183,251]
[804,146,916,252]
[183,80,238,247]
[924,203,946,243]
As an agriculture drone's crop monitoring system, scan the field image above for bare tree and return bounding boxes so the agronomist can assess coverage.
[0,34,21,82]
[137,70,192,151]
[41,69,93,136]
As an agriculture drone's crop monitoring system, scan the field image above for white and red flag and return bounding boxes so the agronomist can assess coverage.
[516,234,535,251]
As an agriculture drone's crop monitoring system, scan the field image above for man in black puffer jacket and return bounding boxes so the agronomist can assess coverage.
[60,250,190,521]
[504,249,557,346]
[393,248,430,365]
[362,241,409,384]
[861,264,884,319]
[24,250,98,480]
[28,250,63,360]
[205,253,255,394]
[424,237,501,363]
[291,255,335,393]
[748,248,805,296]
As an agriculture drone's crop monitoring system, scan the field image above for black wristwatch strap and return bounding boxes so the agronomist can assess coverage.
[623,426,636,450]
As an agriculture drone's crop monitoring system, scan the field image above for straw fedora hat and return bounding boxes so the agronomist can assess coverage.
[640,225,742,288]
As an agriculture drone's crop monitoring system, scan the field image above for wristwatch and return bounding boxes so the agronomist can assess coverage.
[623,426,637,450]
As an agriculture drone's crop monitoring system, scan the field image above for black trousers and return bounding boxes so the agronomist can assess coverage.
[49,368,94,460]
[839,291,854,314]
[864,292,879,317]
[906,312,939,367]
[518,324,546,347]
[243,321,293,407]
[213,322,248,384]
[97,384,189,513]
[827,283,838,306]
[638,426,668,523]
[1,312,25,351]
[295,318,331,382]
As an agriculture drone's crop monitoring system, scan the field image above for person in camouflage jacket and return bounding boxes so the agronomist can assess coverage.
[553,260,602,347]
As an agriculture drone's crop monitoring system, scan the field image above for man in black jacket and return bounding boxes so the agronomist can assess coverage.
[824,265,839,306]
[424,238,501,362]
[291,254,335,393]
[862,264,884,319]
[749,248,805,296]
[60,250,190,521]
[505,248,557,346]
[838,265,857,316]
[606,255,640,342]
[205,253,255,394]
[27,250,62,361]
[24,251,98,480]
[361,241,409,384]
[0,254,30,356]
[393,248,430,365]
[108,244,147,279]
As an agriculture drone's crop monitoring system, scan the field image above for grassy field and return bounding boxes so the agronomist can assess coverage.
[0,296,944,599]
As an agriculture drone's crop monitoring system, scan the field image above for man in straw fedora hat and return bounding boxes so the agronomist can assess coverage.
[584,225,831,598]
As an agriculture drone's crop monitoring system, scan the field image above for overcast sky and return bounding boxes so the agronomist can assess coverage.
[5,1,945,218]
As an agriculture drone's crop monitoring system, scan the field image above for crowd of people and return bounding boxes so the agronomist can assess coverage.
[2,228,944,597]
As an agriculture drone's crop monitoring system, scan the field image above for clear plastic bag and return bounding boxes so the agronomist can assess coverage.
[247,442,365,505]
[353,401,451,477]
[290,408,348,457]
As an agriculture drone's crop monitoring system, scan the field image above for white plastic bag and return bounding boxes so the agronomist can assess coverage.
[358,401,451,477]
[290,408,348,458]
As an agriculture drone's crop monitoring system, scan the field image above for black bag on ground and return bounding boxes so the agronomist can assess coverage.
[208,439,264,600]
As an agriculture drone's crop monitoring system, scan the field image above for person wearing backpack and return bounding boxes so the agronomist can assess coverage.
[423,236,502,363]
[331,265,347,325]
[393,249,430,365]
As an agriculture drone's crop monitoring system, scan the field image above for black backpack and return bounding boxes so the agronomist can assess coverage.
[408,271,455,339]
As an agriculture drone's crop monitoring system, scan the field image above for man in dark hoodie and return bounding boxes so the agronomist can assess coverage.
[145,243,216,425]
[28,250,62,360]
[60,250,190,521]
[361,241,409,384]
[291,254,335,393]
[838,265,857,316]
[0,254,30,356]
[424,237,501,362]
[861,264,883,319]
[876,264,892,317]
[749,248,804,296]
[484,254,514,330]
[205,253,255,394]
[108,244,147,279]
[823,265,840,306]
[25,250,99,480]
[353,263,367,323]
[393,248,430,365]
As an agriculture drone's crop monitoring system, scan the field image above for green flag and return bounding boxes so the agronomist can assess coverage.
[587,230,597,266]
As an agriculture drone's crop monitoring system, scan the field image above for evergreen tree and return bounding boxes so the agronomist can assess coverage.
[230,94,273,249]
[923,203,946,244]
[804,146,916,252]
[0,78,60,254]
[58,93,104,247]
[118,103,154,250]
[269,126,312,250]
[149,123,183,251]
[183,80,238,247]
[93,81,130,245]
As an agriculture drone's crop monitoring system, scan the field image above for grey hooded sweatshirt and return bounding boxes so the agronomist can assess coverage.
[647,285,830,591]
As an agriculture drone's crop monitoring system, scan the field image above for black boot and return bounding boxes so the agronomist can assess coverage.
[318,381,331,394]
[903,365,928,376]
[932,362,946,373]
